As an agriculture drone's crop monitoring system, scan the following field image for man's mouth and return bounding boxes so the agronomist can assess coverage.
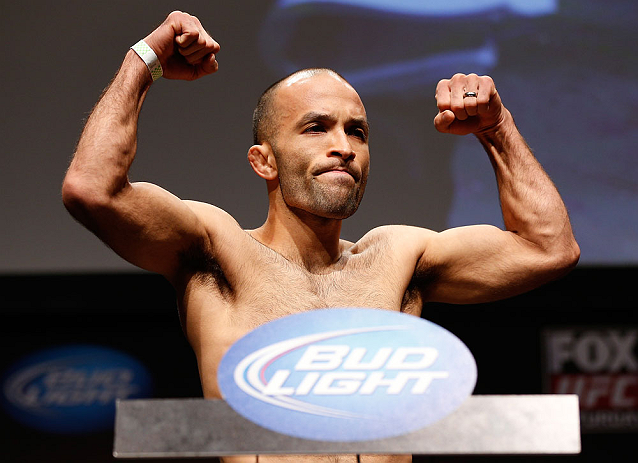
[316,166,357,181]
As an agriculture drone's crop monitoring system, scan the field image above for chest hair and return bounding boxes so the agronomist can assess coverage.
[183,233,421,328]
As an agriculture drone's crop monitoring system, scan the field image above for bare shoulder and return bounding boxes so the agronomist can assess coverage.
[352,225,438,252]
[364,224,438,239]
[182,200,245,239]
[340,225,440,276]
[183,200,238,225]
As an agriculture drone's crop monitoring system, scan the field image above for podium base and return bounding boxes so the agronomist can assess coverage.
[114,395,580,458]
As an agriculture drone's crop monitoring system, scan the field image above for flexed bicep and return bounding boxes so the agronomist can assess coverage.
[62,11,225,281]
[418,224,570,304]
[424,74,578,304]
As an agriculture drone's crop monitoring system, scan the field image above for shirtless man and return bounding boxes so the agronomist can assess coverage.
[62,11,579,463]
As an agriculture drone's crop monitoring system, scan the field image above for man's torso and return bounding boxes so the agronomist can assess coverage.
[174,223,426,463]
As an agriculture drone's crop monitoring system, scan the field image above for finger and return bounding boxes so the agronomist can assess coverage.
[183,46,219,66]
[462,73,480,117]
[179,38,210,59]
[176,30,200,48]
[179,36,219,57]
[186,49,216,66]
[188,54,219,81]
[476,75,495,115]
[435,79,452,112]
[173,13,217,50]
[200,53,219,74]
[449,73,468,121]
[433,110,455,133]
[170,11,203,47]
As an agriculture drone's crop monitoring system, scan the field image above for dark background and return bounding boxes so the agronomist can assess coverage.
[1,269,635,461]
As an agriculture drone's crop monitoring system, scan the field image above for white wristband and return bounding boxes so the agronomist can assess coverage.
[130,39,163,81]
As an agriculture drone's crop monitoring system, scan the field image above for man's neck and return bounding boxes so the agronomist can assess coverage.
[250,206,345,273]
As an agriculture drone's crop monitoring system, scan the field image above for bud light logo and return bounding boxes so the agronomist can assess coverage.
[218,308,476,441]
[1,345,153,434]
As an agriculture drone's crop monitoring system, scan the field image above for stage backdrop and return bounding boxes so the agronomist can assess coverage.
[1,270,636,462]
[1,0,638,273]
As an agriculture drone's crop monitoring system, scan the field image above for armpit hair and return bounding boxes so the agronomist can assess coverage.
[403,256,438,310]
[178,238,234,299]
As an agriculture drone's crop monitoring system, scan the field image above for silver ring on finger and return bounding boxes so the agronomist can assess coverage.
[463,91,478,98]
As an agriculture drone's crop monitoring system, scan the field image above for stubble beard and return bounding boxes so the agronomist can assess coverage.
[274,149,367,220]
[286,176,365,219]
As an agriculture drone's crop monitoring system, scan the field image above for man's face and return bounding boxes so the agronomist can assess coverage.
[269,72,370,220]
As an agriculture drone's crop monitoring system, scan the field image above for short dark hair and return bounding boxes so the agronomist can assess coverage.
[252,68,346,145]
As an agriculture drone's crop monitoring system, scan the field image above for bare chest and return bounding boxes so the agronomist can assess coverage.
[183,230,430,338]
[178,232,425,398]
[192,241,421,329]
[241,261,405,322]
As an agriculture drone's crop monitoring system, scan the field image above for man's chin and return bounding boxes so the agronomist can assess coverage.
[316,200,361,220]
[289,200,360,221]
[282,185,365,220]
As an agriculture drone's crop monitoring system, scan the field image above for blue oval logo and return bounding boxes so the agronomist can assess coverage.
[1,345,153,434]
[218,308,476,441]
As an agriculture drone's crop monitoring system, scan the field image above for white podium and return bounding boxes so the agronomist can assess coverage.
[113,395,581,458]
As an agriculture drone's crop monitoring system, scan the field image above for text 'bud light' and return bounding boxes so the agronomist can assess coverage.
[1,345,153,434]
[218,307,477,441]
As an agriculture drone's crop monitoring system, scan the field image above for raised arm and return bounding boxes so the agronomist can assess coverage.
[419,73,579,303]
[62,12,222,282]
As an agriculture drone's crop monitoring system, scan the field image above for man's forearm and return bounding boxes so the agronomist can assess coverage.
[476,110,577,255]
[65,51,152,200]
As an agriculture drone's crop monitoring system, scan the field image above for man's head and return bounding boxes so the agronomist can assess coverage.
[252,68,346,146]
[248,68,370,220]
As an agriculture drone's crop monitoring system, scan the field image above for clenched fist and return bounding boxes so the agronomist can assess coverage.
[143,11,220,81]
[434,73,506,136]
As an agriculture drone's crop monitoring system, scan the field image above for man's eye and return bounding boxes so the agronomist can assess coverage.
[305,125,325,133]
[349,128,367,140]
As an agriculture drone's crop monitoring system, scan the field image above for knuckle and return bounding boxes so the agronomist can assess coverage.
[480,75,494,85]
[450,102,465,112]
[435,79,450,95]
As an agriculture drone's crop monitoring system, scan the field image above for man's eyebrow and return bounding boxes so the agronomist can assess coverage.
[296,112,337,127]
[297,112,369,133]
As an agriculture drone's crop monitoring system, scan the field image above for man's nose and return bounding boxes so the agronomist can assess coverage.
[329,131,355,160]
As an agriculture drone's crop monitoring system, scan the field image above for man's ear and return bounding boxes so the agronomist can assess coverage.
[247,144,278,180]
